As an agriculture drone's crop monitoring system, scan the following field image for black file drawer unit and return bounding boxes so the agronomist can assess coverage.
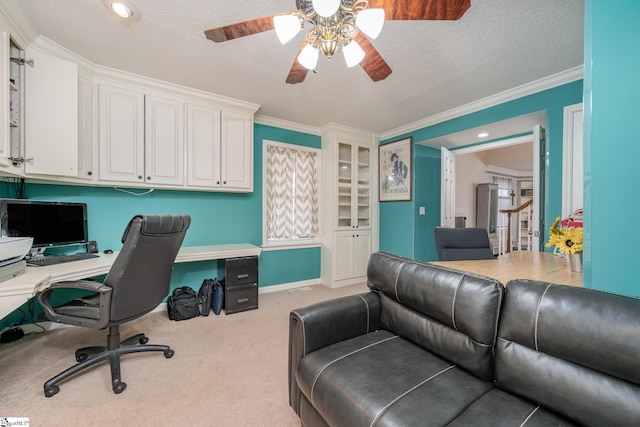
[224,256,258,314]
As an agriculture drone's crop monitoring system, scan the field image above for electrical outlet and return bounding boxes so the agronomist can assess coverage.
[419,206,426,215]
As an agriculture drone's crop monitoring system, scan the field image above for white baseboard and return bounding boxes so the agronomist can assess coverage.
[258,278,323,294]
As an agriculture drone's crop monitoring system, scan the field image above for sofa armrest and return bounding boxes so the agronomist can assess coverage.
[288,292,380,415]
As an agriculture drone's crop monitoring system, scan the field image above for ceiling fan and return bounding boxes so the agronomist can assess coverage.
[204,0,470,84]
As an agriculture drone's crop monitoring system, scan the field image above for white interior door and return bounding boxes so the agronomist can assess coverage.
[441,147,456,227]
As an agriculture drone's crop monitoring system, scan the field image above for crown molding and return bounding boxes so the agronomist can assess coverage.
[255,115,321,136]
[0,0,38,47]
[30,36,96,75]
[379,66,584,141]
[320,123,376,140]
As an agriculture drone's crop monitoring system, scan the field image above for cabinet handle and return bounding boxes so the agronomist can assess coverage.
[87,171,92,176]
[138,175,143,180]
[147,176,151,180]
[236,274,249,279]
[223,181,227,184]
[216,181,220,185]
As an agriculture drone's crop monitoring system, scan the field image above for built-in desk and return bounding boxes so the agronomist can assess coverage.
[0,243,261,321]
[432,251,582,287]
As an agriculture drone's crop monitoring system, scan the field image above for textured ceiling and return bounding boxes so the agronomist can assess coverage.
[16,0,584,134]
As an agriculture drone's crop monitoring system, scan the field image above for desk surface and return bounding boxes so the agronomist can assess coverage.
[432,251,582,287]
[0,243,261,320]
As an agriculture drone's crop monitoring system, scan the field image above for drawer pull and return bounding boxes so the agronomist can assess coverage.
[237,298,249,304]
[236,273,250,279]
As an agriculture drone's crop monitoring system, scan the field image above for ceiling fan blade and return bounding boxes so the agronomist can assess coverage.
[286,40,310,84]
[354,33,392,82]
[204,11,296,42]
[369,0,470,20]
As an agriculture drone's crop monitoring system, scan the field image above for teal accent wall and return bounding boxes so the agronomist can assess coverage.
[0,123,321,328]
[583,0,640,296]
[379,81,583,261]
[413,145,441,261]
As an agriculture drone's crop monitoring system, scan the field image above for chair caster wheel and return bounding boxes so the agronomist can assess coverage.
[113,382,127,394]
[139,336,149,345]
[164,349,174,358]
[44,385,60,397]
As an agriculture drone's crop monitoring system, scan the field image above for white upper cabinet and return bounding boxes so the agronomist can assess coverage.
[144,94,184,186]
[221,110,253,191]
[98,82,255,192]
[98,84,145,183]
[187,103,221,188]
[187,104,254,191]
[0,14,258,191]
[24,47,78,176]
[99,86,184,186]
[0,32,12,168]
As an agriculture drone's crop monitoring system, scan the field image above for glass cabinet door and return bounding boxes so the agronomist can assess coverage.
[336,142,371,230]
[338,143,352,228]
[356,146,370,227]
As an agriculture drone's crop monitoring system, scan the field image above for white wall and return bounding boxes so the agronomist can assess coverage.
[455,152,491,227]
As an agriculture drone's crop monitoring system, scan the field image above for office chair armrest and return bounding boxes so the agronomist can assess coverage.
[37,280,113,330]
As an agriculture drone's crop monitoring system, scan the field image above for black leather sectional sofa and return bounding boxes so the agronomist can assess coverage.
[288,252,640,426]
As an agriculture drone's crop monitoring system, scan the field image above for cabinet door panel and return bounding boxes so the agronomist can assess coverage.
[0,32,10,166]
[77,74,93,180]
[334,232,355,280]
[221,111,252,190]
[145,95,184,185]
[99,85,144,182]
[25,47,78,176]
[353,231,372,278]
[187,104,221,187]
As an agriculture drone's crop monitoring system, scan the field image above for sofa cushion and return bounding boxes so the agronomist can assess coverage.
[496,280,640,426]
[367,252,504,380]
[296,330,494,427]
[447,388,577,426]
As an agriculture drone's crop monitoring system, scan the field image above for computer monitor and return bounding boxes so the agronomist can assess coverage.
[0,199,89,249]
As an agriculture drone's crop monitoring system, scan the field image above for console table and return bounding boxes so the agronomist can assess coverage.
[0,243,261,321]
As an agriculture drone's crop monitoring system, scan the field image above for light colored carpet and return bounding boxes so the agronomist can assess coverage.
[0,282,368,426]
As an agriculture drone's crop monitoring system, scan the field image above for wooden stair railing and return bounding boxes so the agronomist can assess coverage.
[499,199,533,253]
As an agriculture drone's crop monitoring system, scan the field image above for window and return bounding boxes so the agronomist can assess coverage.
[263,141,320,249]
[492,175,513,229]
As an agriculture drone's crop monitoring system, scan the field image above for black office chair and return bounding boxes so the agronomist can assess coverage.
[36,214,191,397]
[433,227,495,261]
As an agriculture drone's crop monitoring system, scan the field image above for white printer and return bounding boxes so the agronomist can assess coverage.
[0,236,33,283]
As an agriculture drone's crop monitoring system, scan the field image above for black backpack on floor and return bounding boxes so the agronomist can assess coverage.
[167,286,199,321]
[198,279,214,316]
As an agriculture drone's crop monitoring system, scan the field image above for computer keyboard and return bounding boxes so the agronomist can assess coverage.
[27,252,99,267]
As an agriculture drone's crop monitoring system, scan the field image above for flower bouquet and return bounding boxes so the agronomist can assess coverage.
[546,216,583,254]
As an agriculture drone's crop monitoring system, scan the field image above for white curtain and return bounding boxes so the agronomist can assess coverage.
[265,145,318,241]
[492,175,513,229]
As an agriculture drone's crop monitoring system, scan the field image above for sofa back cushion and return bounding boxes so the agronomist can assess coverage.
[367,252,504,380]
[496,279,640,426]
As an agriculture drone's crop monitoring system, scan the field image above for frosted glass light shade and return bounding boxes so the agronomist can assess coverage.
[274,15,301,45]
[298,44,319,70]
[312,0,341,18]
[356,8,385,39]
[343,40,365,67]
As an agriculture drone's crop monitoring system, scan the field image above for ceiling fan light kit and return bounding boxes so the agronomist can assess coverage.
[298,43,320,69]
[204,0,471,84]
[312,0,342,17]
[343,40,366,67]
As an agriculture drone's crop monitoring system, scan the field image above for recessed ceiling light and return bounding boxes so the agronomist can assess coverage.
[477,132,489,138]
[102,0,141,21]
[111,2,132,18]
